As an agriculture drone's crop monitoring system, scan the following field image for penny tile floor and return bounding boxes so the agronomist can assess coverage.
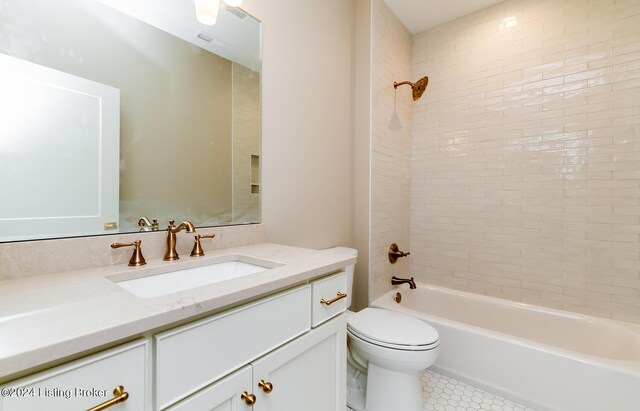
[348,369,536,411]
[421,370,536,411]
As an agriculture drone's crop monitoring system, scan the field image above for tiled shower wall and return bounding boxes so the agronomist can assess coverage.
[232,63,261,223]
[410,0,640,322]
[370,0,413,301]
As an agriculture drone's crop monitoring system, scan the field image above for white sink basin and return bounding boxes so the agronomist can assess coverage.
[115,259,275,298]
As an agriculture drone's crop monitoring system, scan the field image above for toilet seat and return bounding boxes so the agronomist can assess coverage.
[348,328,438,351]
[347,308,439,351]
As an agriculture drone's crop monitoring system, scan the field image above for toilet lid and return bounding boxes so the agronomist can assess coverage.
[347,308,439,348]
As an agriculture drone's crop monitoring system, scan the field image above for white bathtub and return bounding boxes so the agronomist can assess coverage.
[372,284,640,411]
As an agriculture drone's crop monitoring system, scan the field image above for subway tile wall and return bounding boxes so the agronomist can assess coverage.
[410,0,640,322]
[232,63,261,223]
[371,0,413,301]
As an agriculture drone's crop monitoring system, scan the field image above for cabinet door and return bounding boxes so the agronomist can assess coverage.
[156,285,311,409]
[0,340,148,411]
[166,366,252,411]
[251,315,346,411]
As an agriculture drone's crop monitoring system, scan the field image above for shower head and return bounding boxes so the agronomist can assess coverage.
[393,76,429,101]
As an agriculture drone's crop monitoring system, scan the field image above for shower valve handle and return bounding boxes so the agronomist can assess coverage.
[389,243,410,264]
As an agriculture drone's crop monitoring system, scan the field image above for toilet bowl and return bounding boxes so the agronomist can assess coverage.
[330,247,440,411]
[347,308,439,411]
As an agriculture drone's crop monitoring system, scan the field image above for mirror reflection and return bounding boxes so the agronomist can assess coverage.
[0,0,261,242]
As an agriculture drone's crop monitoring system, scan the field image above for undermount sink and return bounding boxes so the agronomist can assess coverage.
[114,257,278,298]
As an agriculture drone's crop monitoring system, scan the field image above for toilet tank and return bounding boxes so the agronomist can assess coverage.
[327,247,357,308]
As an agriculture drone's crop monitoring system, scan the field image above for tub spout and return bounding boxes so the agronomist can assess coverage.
[391,276,416,289]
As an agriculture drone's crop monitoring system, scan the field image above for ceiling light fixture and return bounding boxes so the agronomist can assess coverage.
[224,0,243,7]
[195,0,220,25]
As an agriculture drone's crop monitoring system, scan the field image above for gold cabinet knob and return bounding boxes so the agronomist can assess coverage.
[86,386,129,411]
[241,391,256,406]
[258,380,273,394]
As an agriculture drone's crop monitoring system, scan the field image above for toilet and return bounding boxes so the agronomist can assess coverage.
[336,248,440,411]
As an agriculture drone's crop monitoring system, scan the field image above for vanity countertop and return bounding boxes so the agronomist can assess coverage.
[0,243,356,381]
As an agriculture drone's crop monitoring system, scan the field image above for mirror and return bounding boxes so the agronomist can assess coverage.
[0,0,261,242]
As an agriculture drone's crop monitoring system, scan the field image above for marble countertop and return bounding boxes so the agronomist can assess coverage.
[0,243,357,381]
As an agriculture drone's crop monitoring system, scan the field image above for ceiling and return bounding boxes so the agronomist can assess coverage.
[95,0,261,70]
[384,0,506,34]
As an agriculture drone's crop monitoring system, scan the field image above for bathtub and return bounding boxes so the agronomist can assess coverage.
[372,284,640,411]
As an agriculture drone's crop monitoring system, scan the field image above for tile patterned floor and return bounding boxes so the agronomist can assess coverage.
[421,370,536,411]
[348,369,536,411]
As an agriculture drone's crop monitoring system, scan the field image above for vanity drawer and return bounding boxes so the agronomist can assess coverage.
[0,340,148,411]
[155,285,311,410]
[311,271,348,327]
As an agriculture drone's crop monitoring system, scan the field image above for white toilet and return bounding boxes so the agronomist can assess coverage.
[337,248,440,411]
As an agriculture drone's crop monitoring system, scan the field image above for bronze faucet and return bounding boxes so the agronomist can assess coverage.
[164,220,196,261]
[391,276,416,289]
[138,217,159,231]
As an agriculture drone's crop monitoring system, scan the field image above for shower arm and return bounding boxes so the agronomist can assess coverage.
[394,81,413,88]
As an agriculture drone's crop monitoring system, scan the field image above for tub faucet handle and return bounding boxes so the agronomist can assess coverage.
[389,243,410,263]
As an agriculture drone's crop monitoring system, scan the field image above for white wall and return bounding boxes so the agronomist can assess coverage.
[353,0,372,310]
[242,0,356,250]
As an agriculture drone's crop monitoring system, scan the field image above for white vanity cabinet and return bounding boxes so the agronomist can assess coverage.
[0,340,149,411]
[166,317,346,411]
[155,285,313,409]
[161,271,348,411]
[1,269,349,411]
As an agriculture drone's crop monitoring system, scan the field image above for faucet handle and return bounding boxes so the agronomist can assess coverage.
[191,234,216,257]
[111,240,146,266]
[388,243,410,264]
